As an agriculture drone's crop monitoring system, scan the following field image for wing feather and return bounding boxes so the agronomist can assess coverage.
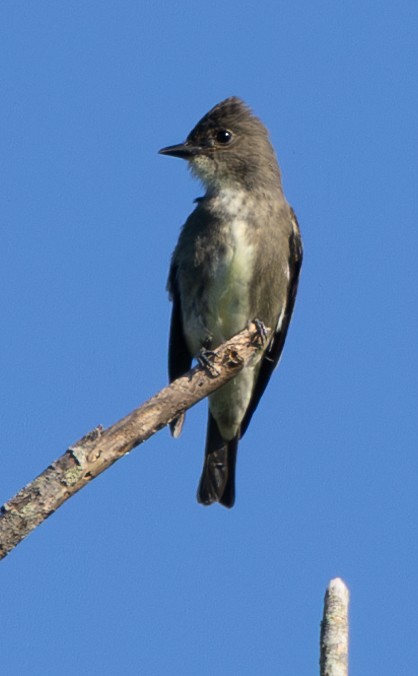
[240,209,303,437]
[168,265,193,437]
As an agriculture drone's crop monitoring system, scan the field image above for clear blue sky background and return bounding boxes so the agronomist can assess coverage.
[1,2,417,674]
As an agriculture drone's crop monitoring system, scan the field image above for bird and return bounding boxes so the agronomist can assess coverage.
[159,97,302,508]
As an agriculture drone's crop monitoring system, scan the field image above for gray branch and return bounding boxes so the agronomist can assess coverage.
[0,323,269,560]
[320,577,350,675]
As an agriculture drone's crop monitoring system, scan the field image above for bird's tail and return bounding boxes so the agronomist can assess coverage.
[197,412,238,508]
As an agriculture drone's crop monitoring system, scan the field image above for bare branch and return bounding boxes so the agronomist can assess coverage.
[320,577,350,676]
[0,323,269,560]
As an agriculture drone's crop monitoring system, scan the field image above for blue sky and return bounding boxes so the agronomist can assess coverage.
[1,1,417,674]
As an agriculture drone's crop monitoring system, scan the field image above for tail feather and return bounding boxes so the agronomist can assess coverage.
[197,413,238,508]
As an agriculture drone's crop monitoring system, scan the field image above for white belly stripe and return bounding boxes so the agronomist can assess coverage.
[208,189,254,343]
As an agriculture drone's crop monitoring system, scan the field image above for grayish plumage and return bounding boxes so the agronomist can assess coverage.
[160,97,302,507]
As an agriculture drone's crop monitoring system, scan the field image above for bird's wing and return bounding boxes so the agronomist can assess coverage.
[168,264,193,437]
[240,209,303,438]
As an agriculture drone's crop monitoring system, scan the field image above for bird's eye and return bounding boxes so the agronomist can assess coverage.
[216,129,233,144]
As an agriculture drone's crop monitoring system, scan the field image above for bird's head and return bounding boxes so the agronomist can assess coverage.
[159,97,281,191]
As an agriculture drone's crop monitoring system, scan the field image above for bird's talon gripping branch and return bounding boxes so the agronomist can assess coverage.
[252,319,268,346]
[197,348,220,377]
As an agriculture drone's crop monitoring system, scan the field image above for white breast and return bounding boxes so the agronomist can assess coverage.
[207,188,255,344]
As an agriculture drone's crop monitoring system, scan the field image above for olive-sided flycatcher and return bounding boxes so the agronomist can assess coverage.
[159,97,302,508]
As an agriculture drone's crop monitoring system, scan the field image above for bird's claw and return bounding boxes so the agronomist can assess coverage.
[197,348,220,377]
[252,319,268,346]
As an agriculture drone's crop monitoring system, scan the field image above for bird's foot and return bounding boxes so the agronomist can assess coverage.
[252,319,268,346]
[197,347,220,377]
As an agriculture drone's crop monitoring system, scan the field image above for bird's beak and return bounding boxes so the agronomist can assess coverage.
[158,142,201,159]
